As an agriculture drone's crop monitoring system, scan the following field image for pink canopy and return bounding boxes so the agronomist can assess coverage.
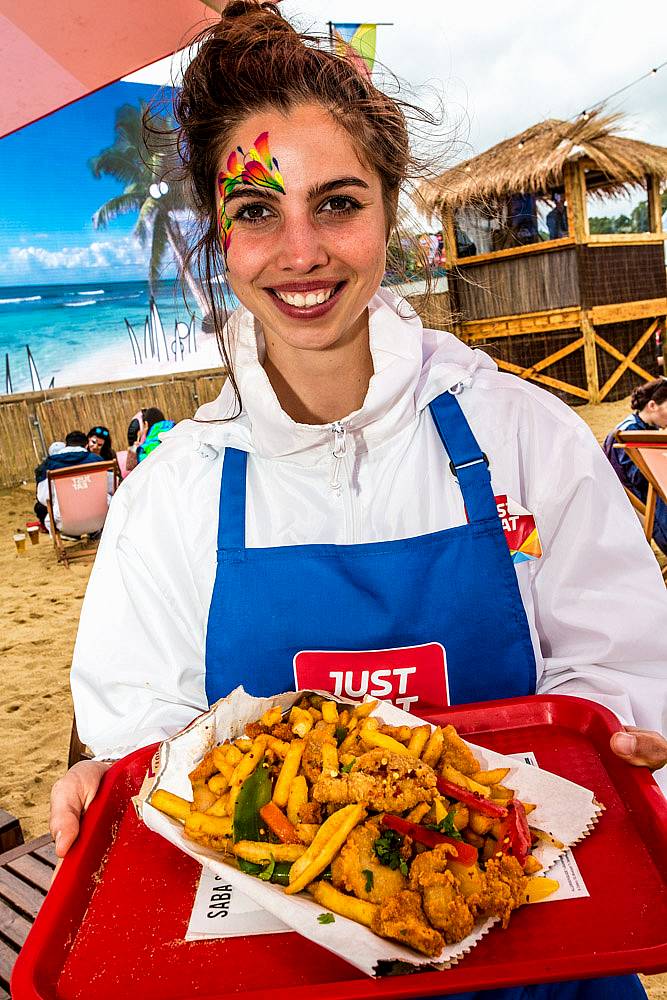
[0,0,222,139]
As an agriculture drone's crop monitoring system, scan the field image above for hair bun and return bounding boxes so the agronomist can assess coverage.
[220,1,283,23]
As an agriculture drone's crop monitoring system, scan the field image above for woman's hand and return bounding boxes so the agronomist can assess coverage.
[610,726,667,770]
[50,760,112,860]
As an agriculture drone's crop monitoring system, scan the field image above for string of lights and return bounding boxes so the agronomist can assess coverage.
[579,59,667,118]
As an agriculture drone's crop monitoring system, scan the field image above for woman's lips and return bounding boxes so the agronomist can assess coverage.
[266,281,346,320]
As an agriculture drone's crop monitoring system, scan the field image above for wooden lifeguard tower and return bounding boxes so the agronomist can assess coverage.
[419,112,667,403]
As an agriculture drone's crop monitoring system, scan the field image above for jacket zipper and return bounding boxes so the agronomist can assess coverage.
[329,421,347,490]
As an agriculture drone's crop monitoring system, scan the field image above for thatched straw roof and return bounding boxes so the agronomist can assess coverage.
[418,111,667,215]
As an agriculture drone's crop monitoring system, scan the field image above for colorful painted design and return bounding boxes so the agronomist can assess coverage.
[217,131,286,253]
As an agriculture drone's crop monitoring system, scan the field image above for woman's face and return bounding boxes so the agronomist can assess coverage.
[87,435,105,454]
[646,397,667,428]
[218,103,388,356]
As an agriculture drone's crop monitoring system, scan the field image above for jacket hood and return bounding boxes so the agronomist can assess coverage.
[167,287,496,463]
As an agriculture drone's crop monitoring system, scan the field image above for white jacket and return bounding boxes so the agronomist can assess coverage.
[71,289,667,789]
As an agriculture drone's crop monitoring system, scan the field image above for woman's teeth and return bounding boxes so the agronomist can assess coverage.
[274,287,336,308]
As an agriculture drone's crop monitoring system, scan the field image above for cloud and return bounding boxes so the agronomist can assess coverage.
[7,237,148,272]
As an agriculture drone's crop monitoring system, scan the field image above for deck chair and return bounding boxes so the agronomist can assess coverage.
[614,430,667,580]
[46,460,119,567]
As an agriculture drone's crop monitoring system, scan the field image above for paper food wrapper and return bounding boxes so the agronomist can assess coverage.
[135,688,601,978]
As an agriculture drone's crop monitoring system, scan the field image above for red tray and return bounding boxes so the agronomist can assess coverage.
[12,695,667,999]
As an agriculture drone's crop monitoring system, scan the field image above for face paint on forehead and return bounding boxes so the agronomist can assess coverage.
[217,131,286,254]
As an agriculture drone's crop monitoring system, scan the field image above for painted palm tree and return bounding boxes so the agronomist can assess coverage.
[89,101,208,315]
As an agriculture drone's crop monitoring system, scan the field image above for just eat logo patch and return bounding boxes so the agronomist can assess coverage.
[293,642,449,712]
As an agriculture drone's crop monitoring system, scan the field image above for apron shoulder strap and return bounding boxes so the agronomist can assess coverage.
[429,391,499,523]
[217,447,247,550]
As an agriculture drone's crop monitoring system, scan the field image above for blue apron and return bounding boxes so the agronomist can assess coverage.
[205,389,645,1000]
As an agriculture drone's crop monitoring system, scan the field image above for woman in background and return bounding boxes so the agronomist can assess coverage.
[125,407,175,472]
[86,425,115,462]
[604,377,667,553]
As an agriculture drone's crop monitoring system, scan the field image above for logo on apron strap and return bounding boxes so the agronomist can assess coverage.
[293,642,449,711]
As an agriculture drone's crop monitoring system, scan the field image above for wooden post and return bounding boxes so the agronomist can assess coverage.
[563,162,589,243]
[580,309,600,403]
[647,174,663,233]
[442,206,458,267]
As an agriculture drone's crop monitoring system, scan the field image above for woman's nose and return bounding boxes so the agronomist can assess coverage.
[275,217,328,272]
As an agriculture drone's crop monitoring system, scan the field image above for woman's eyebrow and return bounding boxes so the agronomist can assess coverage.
[307,177,370,199]
[222,187,281,206]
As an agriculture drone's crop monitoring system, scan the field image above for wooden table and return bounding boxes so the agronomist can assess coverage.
[0,834,56,997]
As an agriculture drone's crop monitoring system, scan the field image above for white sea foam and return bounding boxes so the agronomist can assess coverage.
[54,321,222,388]
[0,295,42,305]
[64,299,96,307]
[78,289,104,295]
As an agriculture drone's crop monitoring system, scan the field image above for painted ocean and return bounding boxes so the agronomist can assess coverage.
[0,279,237,395]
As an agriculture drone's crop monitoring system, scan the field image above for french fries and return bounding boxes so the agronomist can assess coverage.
[360,728,411,756]
[273,740,305,808]
[233,840,307,864]
[185,812,233,837]
[286,774,308,824]
[150,789,192,822]
[149,693,564,958]
[310,880,378,927]
[286,803,366,894]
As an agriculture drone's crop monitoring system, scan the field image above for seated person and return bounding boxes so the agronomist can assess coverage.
[125,408,175,472]
[603,378,667,553]
[87,425,115,461]
[36,430,106,535]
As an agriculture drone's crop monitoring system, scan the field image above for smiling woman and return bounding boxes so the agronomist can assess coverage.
[166,0,424,418]
[51,3,667,998]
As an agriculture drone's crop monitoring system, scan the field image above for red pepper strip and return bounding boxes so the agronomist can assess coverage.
[495,802,531,866]
[436,778,508,818]
[259,802,302,844]
[508,801,531,866]
[380,814,478,867]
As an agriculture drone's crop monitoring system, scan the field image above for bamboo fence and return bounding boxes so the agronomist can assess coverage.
[0,367,227,488]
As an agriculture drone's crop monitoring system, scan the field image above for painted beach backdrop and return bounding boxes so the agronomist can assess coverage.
[0,77,234,394]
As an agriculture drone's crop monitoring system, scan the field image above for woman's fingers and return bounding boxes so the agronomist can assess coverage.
[610,728,667,770]
[49,761,112,859]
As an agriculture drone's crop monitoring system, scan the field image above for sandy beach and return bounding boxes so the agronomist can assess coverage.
[1,394,665,996]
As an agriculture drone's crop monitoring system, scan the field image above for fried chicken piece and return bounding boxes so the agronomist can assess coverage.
[313,749,437,812]
[409,845,475,944]
[269,722,293,742]
[244,721,267,740]
[301,728,337,784]
[331,817,407,904]
[298,801,322,824]
[477,855,526,927]
[438,725,480,776]
[371,890,444,958]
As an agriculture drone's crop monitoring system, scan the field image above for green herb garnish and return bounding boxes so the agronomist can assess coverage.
[340,758,356,774]
[318,912,335,924]
[258,855,276,881]
[334,725,349,746]
[373,829,408,875]
[362,868,374,893]
[426,808,463,841]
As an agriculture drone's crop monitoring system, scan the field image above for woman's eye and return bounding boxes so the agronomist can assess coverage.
[234,203,274,222]
[319,196,360,215]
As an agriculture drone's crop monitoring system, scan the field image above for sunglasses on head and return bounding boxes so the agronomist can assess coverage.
[91,428,109,437]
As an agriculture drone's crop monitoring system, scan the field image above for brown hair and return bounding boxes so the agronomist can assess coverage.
[148,0,438,415]
[631,377,667,413]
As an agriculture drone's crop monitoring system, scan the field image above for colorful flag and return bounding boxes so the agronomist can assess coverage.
[331,23,377,77]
